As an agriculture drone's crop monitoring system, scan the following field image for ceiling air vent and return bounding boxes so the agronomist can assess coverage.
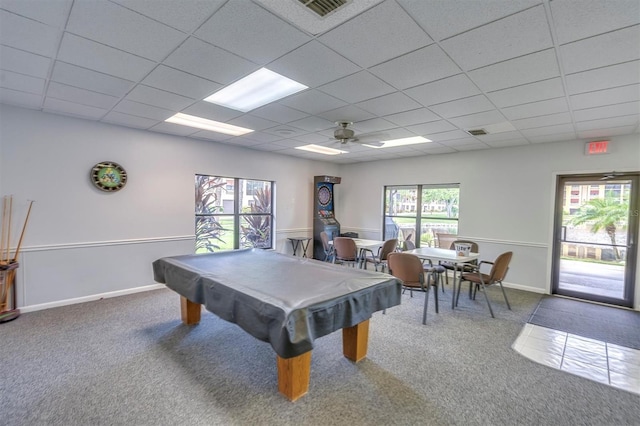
[467,129,488,136]
[297,0,349,17]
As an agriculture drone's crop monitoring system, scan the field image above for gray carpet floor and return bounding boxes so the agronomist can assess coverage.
[1,286,639,426]
[529,296,640,349]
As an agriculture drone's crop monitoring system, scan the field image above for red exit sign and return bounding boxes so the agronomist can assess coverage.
[585,140,609,155]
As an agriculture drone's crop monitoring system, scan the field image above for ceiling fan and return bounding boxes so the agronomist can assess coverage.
[600,171,625,180]
[332,121,388,146]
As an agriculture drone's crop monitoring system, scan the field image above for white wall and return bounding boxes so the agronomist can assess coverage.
[0,105,338,309]
[336,134,640,309]
[2,104,639,311]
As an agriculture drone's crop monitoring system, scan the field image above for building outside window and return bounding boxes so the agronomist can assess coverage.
[383,184,459,248]
[195,175,274,253]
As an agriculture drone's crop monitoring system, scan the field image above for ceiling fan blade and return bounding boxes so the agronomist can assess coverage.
[351,132,390,143]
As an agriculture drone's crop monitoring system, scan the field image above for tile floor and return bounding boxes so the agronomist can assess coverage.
[513,323,640,395]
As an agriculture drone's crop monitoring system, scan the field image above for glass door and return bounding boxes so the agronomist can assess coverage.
[551,173,638,307]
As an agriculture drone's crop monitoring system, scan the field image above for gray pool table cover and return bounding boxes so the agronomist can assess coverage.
[153,249,402,358]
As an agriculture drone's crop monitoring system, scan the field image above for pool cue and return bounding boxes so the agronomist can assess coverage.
[5,195,12,264]
[3,200,34,312]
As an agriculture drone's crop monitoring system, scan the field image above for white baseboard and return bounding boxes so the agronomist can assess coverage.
[19,284,166,313]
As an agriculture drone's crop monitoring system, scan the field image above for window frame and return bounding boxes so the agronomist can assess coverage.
[195,174,275,252]
[383,184,460,248]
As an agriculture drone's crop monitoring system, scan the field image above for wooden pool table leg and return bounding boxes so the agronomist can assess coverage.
[277,351,312,401]
[342,319,370,362]
[180,296,201,325]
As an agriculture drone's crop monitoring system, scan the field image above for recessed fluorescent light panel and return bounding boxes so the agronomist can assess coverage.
[295,144,347,155]
[165,113,253,136]
[204,68,308,112]
[363,136,431,148]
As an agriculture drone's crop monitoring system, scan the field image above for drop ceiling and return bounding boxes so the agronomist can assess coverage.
[0,0,638,164]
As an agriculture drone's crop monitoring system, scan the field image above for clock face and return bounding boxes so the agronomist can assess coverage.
[91,161,127,192]
[318,185,332,206]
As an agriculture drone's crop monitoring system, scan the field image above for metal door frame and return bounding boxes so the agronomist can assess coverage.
[551,173,639,307]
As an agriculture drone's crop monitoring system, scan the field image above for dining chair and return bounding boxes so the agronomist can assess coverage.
[456,251,513,318]
[361,238,398,272]
[401,239,446,293]
[387,252,438,324]
[440,239,479,290]
[332,237,359,267]
[320,231,334,262]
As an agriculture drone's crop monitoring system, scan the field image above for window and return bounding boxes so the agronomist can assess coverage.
[383,184,459,248]
[195,175,274,253]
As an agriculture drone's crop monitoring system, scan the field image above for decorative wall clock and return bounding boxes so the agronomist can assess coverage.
[90,161,127,192]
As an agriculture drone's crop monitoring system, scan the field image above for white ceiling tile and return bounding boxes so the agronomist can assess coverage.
[484,138,530,148]
[527,133,578,144]
[66,1,186,61]
[369,44,461,90]
[356,92,422,116]
[268,41,360,88]
[318,105,376,123]
[0,69,45,95]
[428,129,471,142]
[240,132,282,143]
[51,62,134,97]
[398,0,539,41]
[111,0,225,33]
[439,137,485,147]
[570,84,640,110]
[469,49,560,92]
[405,74,481,106]
[318,71,395,104]
[351,118,396,134]
[47,82,119,109]
[249,103,309,124]
[164,37,258,85]
[125,85,194,110]
[476,131,525,142]
[577,125,638,139]
[148,121,199,136]
[190,130,233,142]
[447,110,508,129]
[575,115,639,131]
[565,61,640,95]
[502,98,569,120]
[550,0,640,44]
[289,132,329,144]
[560,26,640,74]
[0,10,61,56]
[227,114,279,132]
[43,97,107,119]
[319,1,432,68]
[142,66,221,100]
[101,111,158,129]
[521,123,576,137]
[512,112,573,130]
[449,144,490,152]
[195,1,310,65]
[288,116,335,132]
[441,6,552,71]
[487,78,566,108]
[112,99,174,121]
[384,108,440,127]
[573,102,640,122]
[406,120,457,136]
[0,0,72,27]
[0,45,51,78]
[0,87,42,109]
[278,89,347,115]
[263,125,308,139]
[429,95,495,118]
[181,101,243,123]
[57,33,155,81]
